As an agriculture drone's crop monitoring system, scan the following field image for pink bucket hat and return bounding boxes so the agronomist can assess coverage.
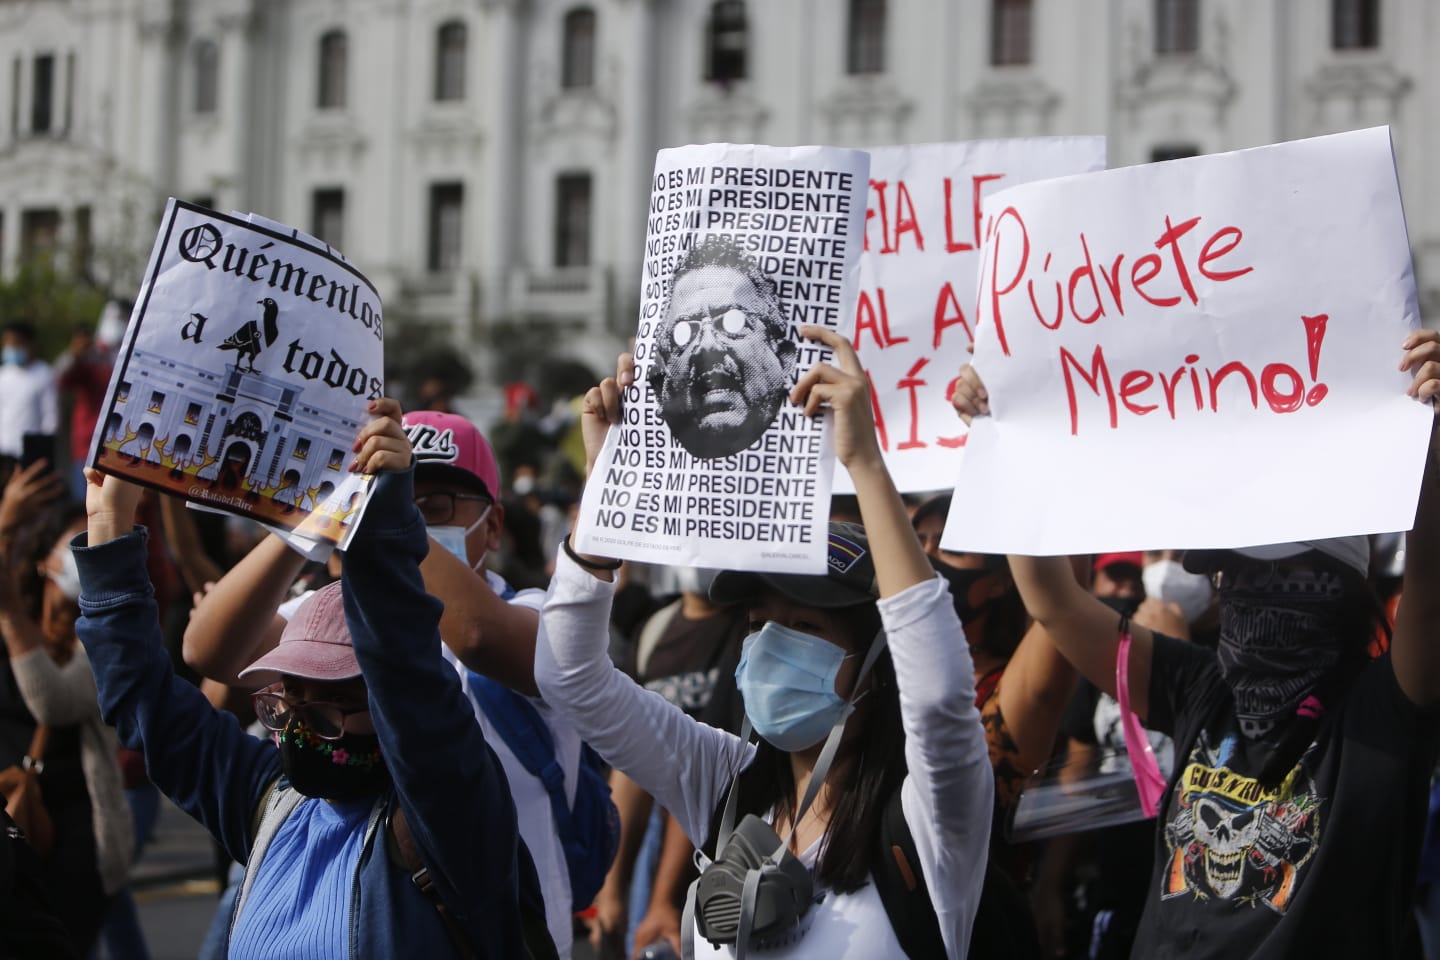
[402,411,501,501]
[238,581,359,682]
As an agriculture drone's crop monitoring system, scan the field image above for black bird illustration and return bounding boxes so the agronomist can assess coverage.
[218,298,280,373]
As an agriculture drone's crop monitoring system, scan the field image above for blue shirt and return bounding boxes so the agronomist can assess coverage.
[229,797,373,959]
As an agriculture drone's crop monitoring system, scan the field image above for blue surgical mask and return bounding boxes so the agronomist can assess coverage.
[1,347,27,366]
[734,622,853,753]
[427,506,491,570]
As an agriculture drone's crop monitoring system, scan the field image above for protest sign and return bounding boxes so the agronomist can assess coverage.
[943,126,1433,555]
[91,199,383,550]
[833,138,1106,494]
[575,144,869,573]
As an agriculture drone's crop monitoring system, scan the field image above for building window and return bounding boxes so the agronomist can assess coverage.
[311,188,345,249]
[148,391,166,414]
[31,54,54,133]
[327,448,345,470]
[435,21,467,101]
[19,208,59,264]
[706,1,748,84]
[194,39,219,114]
[561,8,596,89]
[1150,144,1199,162]
[63,52,74,132]
[847,0,886,75]
[295,438,311,460]
[555,173,592,269]
[991,0,1032,66]
[428,182,464,273]
[317,30,348,109]
[10,58,18,136]
[1332,0,1379,49]
[1155,0,1199,55]
[185,402,202,425]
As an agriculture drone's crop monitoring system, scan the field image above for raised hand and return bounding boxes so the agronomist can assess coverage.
[349,398,412,475]
[580,353,635,476]
[0,460,65,536]
[790,325,880,471]
[1402,328,1440,405]
[950,364,990,426]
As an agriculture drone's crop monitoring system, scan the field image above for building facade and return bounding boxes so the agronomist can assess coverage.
[0,0,1432,390]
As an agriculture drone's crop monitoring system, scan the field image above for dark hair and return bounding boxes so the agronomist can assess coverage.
[707,602,908,894]
[13,501,85,621]
[2,321,36,343]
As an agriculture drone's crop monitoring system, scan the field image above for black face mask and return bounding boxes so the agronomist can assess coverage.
[1097,594,1142,619]
[276,715,390,801]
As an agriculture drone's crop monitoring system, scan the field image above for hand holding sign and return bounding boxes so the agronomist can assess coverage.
[580,354,635,477]
[1402,329,1440,403]
[791,325,883,474]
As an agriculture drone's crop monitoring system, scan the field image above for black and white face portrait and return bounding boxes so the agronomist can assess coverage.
[649,239,797,460]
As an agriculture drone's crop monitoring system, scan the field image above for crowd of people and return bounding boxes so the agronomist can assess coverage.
[0,298,1436,960]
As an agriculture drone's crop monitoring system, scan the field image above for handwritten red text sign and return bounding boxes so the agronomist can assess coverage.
[948,126,1431,555]
[833,138,1106,495]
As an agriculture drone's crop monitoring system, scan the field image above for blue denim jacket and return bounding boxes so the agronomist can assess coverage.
[74,469,547,959]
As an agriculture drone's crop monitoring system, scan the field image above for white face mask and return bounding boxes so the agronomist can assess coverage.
[1143,559,1214,624]
[428,506,491,571]
[46,551,82,601]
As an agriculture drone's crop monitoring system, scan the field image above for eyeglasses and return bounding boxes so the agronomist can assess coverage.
[414,491,491,526]
[252,684,369,741]
[670,306,760,348]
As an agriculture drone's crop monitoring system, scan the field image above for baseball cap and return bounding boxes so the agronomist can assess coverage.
[402,411,500,501]
[1094,552,1144,574]
[709,523,878,609]
[1182,537,1370,580]
[238,582,359,682]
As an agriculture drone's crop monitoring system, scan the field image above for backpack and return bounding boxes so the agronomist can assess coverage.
[468,673,621,909]
[701,783,1039,959]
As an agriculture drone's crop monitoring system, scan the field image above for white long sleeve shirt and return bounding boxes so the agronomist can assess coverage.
[536,553,993,958]
[0,359,58,457]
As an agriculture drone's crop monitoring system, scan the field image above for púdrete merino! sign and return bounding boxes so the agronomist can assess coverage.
[90,200,384,552]
[943,126,1433,556]
[575,143,870,574]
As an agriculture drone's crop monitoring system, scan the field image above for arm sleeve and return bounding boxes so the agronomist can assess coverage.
[341,469,527,957]
[73,528,280,864]
[535,550,754,848]
[37,368,58,435]
[10,646,102,727]
[1145,633,1222,739]
[885,575,993,960]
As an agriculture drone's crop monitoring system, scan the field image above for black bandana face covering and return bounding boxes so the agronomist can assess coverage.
[276,715,391,801]
[1216,562,1346,739]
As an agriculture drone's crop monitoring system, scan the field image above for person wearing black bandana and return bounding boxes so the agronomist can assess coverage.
[71,399,555,959]
[952,328,1440,959]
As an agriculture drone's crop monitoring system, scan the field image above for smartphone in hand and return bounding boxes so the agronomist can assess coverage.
[20,433,55,472]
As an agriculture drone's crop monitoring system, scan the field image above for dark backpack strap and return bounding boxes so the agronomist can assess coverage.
[468,674,575,839]
[871,788,948,959]
[390,804,559,960]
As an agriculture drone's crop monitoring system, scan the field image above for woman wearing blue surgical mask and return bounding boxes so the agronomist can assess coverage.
[951,328,1440,959]
[0,502,131,956]
[537,326,992,958]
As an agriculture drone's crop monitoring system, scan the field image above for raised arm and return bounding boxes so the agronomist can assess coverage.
[535,358,752,847]
[795,326,991,956]
[1391,330,1440,706]
[157,493,225,597]
[340,401,532,957]
[75,471,279,863]
[421,541,543,696]
[181,533,302,686]
[952,362,1156,718]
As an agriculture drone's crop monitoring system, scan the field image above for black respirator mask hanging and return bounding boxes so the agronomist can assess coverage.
[680,630,888,959]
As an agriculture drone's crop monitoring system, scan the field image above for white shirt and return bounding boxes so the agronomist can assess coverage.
[444,570,580,958]
[536,555,994,958]
[0,359,58,457]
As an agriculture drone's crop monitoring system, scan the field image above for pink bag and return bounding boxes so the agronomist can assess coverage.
[1116,628,1166,818]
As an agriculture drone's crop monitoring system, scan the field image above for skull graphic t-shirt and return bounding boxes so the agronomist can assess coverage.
[1131,634,1440,960]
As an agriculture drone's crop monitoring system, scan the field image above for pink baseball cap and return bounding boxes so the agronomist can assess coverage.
[402,411,500,501]
[238,582,360,683]
[1094,552,1144,574]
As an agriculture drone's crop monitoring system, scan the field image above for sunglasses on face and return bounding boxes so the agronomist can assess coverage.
[413,491,491,526]
[669,307,760,348]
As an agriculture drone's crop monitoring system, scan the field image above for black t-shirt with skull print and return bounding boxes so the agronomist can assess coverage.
[1132,634,1440,959]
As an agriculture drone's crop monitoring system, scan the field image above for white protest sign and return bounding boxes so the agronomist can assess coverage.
[944,126,1433,555]
[575,144,869,573]
[92,199,384,550]
[833,138,1106,494]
